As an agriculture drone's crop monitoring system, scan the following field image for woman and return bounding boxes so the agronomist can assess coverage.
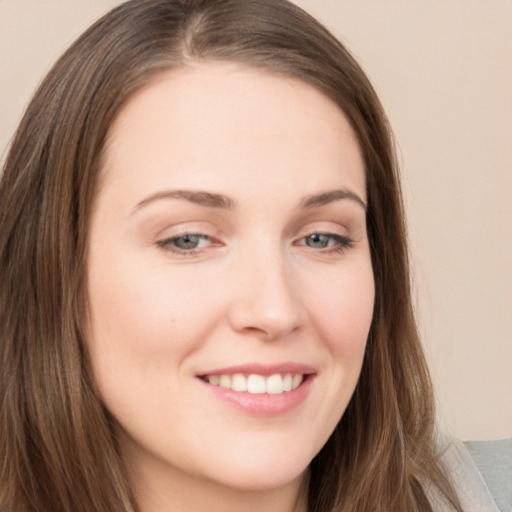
[0,1,480,511]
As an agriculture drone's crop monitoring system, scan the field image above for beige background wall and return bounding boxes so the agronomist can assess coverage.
[1,1,510,441]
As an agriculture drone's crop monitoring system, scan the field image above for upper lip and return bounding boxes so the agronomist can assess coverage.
[197,362,317,377]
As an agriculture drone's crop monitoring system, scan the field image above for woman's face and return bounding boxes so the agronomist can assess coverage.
[87,63,374,496]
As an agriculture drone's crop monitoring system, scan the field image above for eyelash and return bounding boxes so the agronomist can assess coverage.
[157,232,354,257]
[295,233,354,253]
[157,234,215,256]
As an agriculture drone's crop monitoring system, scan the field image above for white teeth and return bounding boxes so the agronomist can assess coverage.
[231,373,248,392]
[247,374,266,394]
[205,373,304,394]
[283,374,293,392]
[208,375,220,386]
[219,375,231,389]
[266,374,283,394]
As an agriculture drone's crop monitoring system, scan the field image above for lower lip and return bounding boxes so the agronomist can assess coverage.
[198,376,314,416]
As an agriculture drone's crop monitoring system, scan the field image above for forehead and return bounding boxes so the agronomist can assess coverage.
[101,61,365,202]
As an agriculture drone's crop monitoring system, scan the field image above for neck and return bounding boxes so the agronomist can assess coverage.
[123,442,309,512]
[136,474,308,512]
[132,467,308,512]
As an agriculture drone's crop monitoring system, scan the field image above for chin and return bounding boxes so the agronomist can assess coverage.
[207,463,307,493]
[195,441,313,492]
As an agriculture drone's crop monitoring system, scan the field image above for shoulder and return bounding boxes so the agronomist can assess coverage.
[435,435,511,512]
[464,438,512,512]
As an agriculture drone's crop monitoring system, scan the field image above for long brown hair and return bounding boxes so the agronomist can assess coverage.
[0,1,461,511]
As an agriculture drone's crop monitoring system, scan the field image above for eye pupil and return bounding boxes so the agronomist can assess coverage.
[174,234,201,249]
[306,234,329,248]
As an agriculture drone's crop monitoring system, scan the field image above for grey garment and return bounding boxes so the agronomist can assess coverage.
[428,436,502,512]
[464,438,512,512]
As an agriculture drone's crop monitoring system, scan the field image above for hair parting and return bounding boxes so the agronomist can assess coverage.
[0,1,462,511]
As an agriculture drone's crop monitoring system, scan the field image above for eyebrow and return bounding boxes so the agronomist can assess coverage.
[298,189,367,210]
[133,189,236,212]
[132,187,366,214]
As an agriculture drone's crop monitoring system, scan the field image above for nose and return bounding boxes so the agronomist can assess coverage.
[228,246,305,341]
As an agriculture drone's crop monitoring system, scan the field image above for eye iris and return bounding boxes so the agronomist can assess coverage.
[174,234,201,250]
[306,234,330,248]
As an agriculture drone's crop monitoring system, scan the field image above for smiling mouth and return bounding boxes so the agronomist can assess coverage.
[201,373,305,395]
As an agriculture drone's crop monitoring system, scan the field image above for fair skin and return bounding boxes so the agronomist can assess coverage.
[87,62,374,512]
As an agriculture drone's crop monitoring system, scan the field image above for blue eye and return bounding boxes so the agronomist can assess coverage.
[158,234,211,253]
[172,234,205,250]
[299,233,353,252]
[304,233,331,249]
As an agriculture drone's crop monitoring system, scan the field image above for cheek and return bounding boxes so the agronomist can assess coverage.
[87,252,224,361]
[295,261,374,453]
[86,257,223,423]
[306,262,375,355]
